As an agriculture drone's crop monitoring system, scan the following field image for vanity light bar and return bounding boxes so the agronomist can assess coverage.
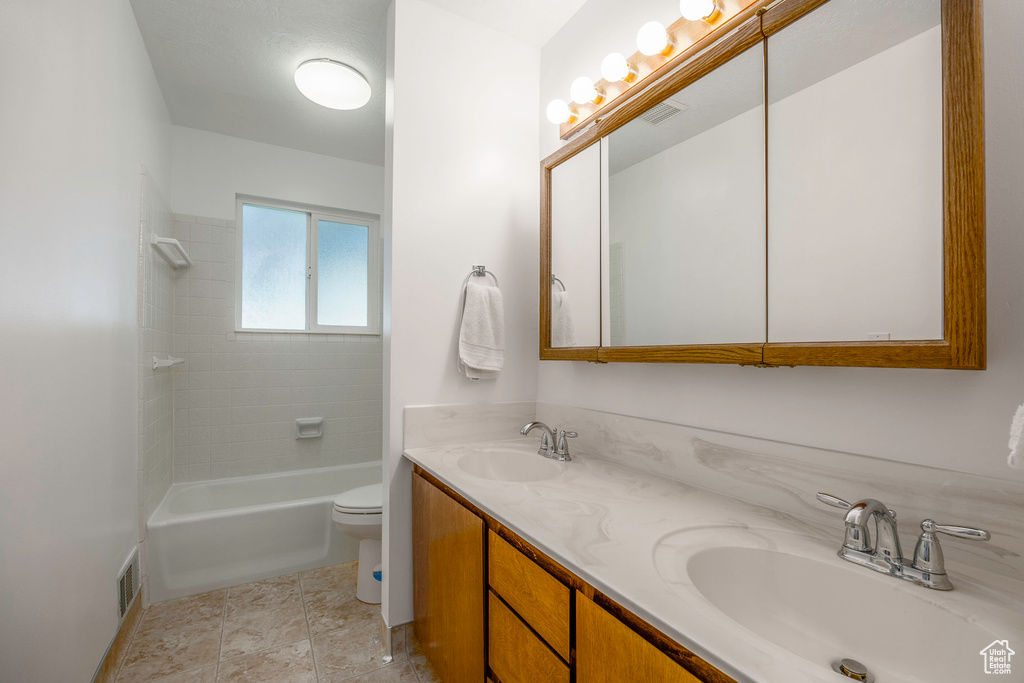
[551,0,768,139]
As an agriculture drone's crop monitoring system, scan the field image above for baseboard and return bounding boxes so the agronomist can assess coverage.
[92,592,143,683]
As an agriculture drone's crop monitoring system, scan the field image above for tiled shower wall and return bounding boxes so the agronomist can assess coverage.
[138,171,178,601]
[169,214,383,482]
[138,174,177,520]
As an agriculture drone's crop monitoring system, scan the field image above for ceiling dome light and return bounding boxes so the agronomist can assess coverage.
[294,59,371,110]
[601,53,635,83]
[680,0,718,22]
[637,21,671,56]
[570,76,601,104]
[546,100,574,125]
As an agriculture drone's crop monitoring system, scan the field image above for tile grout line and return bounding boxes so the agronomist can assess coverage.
[299,572,320,683]
[216,588,228,681]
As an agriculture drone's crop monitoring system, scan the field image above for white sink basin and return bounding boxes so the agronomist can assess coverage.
[654,527,1022,682]
[456,448,562,482]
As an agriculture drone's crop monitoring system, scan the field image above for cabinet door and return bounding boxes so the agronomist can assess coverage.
[576,593,700,683]
[412,472,485,682]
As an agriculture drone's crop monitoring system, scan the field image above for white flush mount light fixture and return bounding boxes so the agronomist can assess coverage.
[601,53,635,83]
[680,0,719,22]
[637,21,671,56]
[294,59,371,110]
[546,99,575,125]
[570,76,602,104]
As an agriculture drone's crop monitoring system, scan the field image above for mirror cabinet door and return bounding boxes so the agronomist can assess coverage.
[766,0,943,343]
[603,45,766,347]
[550,144,602,348]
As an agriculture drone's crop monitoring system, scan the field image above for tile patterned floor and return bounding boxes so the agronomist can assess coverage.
[111,562,439,683]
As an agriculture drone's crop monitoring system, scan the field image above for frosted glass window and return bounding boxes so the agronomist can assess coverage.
[236,199,380,334]
[240,204,307,330]
[317,220,369,327]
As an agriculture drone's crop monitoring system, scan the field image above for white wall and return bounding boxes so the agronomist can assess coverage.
[768,26,943,342]
[0,0,171,679]
[170,126,385,221]
[539,0,1024,482]
[384,0,540,625]
[609,106,765,346]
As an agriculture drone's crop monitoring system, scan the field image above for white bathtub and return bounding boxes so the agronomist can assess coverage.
[147,462,382,603]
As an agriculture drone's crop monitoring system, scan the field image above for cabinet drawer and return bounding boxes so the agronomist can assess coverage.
[487,530,571,660]
[576,592,701,683]
[489,591,569,683]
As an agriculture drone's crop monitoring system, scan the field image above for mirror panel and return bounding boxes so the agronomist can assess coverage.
[550,144,601,348]
[767,0,943,343]
[603,45,766,347]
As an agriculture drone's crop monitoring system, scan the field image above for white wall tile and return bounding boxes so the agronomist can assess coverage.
[170,213,384,482]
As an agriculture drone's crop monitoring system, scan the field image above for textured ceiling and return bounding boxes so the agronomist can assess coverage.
[130,0,389,164]
[131,0,587,164]
[420,0,589,47]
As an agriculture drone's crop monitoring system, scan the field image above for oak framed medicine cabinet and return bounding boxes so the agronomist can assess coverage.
[540,0,984,369]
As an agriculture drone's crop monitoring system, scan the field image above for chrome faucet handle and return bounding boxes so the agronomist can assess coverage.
[816,492,852,510]
[911,520,990,589]
[553,429,577,461]
[925,520,990,541]
[817,493,896,518]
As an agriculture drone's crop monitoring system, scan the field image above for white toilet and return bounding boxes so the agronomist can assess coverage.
[332,482,383,604]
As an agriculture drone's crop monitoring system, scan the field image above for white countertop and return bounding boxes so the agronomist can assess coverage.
[404,439,1024,683]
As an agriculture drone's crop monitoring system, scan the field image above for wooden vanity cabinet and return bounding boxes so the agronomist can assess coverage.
[411,472,485,682]
[412,467,736,683]
[577,592,700,683]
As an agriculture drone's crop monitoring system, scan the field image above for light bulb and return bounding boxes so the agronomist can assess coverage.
[546,99,574,125]
[601,53,634,83]
[637,21,671,56]
[570,76,601,104]
[680,0,718,21]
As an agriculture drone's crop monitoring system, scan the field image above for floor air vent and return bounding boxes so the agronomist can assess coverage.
[117,549,139,620]
[639,100,689,125]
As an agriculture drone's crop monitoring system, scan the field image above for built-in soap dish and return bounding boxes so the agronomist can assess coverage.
[295,417,323,439]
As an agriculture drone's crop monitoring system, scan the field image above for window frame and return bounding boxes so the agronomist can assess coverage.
[234,196,381,335]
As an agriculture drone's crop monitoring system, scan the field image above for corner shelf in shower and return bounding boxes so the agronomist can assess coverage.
[151,235,193,269]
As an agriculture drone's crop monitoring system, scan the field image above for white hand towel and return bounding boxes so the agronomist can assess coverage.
[1009,405,1024,469]
[551,290,577,347]
[458,282,505,380]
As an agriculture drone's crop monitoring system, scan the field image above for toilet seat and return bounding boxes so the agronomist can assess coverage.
[333,483,382,515]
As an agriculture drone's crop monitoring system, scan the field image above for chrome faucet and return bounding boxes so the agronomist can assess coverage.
[817,492,990,590]
[520,422,576,462]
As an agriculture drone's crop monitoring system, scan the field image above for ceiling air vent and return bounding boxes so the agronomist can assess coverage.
[638,100,689,125]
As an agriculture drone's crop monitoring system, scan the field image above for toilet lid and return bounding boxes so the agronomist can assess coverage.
[333,483,382,514]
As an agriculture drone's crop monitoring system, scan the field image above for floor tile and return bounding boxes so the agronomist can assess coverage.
[345,661,420,683]
[405,627,438,683]
[304,589,380,637]
[311,612,405,683]
[299,561,358,603]
[149,665,218,683]
[217,640,317,683]
[225,574,300,616]
[116,621,222,683]
[138,590,226,637]
[220,602,309,659]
